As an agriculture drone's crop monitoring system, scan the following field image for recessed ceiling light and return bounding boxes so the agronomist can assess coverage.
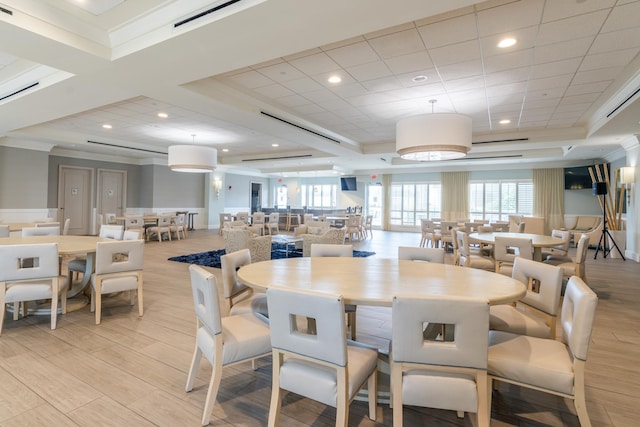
[157,112,168,118]
[222,148,229,152]
[328,76,342,84]
[272,143,279,147]
[412,75,428,83]
[499,119,511,124]
[498,38,517,48]
[102,124,112,129]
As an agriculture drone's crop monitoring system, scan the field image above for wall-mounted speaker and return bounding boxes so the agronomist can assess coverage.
[592,182,608,196]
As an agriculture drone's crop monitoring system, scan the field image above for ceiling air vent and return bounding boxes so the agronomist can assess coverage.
[242,154,313,162]
[452,154,523,161]
[260,111,342,145]
[472,138,528,145]
[606,86,640,118]
[0,82,39,102]
[0,5,13,15]
[87,140,167,155]
[174,0,242,28]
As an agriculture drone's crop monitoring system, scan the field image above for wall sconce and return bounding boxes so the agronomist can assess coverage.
[213,178,222,199]
[619,166,635,206]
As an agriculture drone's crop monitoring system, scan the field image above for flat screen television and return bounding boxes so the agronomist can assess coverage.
[564,165,605,190]
[340,176,357,191]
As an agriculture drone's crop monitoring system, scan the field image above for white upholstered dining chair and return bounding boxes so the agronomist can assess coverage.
[456,230,494,271]
[391,295,490,427]
[493,236,533,276]
[487,276,598,426]
[266,288,378,427]
[22,226,59,236]
[0,243,68,335]
[185,265,271,426]
[220,248,268,318]
[90,239,144,324]
[398,246,445,263]
[544,233,590,283]
[67,224,124,285]
[146,214,173,242]
[309,243,357,340]
[490,257,563,339]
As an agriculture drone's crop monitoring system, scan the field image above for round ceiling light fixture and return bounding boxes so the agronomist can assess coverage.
[396,100,472,161]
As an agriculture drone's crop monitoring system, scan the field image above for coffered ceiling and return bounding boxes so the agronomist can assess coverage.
[1,0,639,176]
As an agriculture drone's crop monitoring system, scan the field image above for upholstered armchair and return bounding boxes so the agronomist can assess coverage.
[223,228,272,262]
[301,227,346,257]
[293,220,330,237]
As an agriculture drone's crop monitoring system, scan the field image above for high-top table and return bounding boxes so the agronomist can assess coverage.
[238,257,526,307]
[469,231,565,262]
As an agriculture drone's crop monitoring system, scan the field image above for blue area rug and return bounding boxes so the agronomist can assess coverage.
[168,243,375,269]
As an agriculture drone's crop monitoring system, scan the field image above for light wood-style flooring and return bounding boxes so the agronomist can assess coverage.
[0,229,638,426]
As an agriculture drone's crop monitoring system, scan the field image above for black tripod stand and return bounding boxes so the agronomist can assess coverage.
[593,183,625,260]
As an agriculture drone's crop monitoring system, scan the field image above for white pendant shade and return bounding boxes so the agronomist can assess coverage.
[168,145,217,173]
[396,113,472,161]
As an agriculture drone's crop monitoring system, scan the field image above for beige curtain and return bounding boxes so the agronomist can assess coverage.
[382,174,391,230]
[441,172,469,221]
[533,168,564,233]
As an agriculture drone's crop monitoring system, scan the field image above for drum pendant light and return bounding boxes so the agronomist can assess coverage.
[396,100,472,161]
[168,135,217,173]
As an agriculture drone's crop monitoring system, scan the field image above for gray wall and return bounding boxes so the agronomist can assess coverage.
[0,146,49,208]
[151,165,206,208]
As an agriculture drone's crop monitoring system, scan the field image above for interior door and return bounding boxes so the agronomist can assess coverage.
[251,182,262,213]
[58,166,93,235]
[97,169,127,221]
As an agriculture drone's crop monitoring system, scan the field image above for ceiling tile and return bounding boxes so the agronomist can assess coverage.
[542,0,616,22]
[289,52,341,75]
[530,57,582,80]
[346,60,393,81]
[476,0,544,37]
[280,76,325,93]
[383,51,433,75]
[417,13,477,49]
[601,1,640,32]
[325,41,380,68]
[256,62,306,82]
[572,67,623,86]
[580,48,640,72]
[537,10,609,46]
[367,28,424,59]
[533,37,593,64]
[429,40,481,67]
[589,27,640,54]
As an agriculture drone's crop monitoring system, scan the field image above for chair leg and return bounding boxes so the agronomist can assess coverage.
[201,356,223,426]
[347,311,357,340]
[574,361,592,427]
[137,280,144,317]
[185,344,202,392]
[268,351,284,427]
[391,363,403,427]
[367,369,377,421]
[476,371,489,427]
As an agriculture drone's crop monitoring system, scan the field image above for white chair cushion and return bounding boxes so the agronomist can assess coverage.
[5,277,69,303]
[402,370,478,413]
[489,305,551,339]
[94,274,139,294]
[220,313,272,366]
[488,331,574,395]
[280,343,378,407]
[228,293,269,318]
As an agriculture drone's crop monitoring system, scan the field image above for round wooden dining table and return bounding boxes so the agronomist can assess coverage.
[237,257,526,307]
[469,231,565,261]
[0,235,111,312]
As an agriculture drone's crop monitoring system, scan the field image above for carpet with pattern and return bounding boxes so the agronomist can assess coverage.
[168,243,375,269]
